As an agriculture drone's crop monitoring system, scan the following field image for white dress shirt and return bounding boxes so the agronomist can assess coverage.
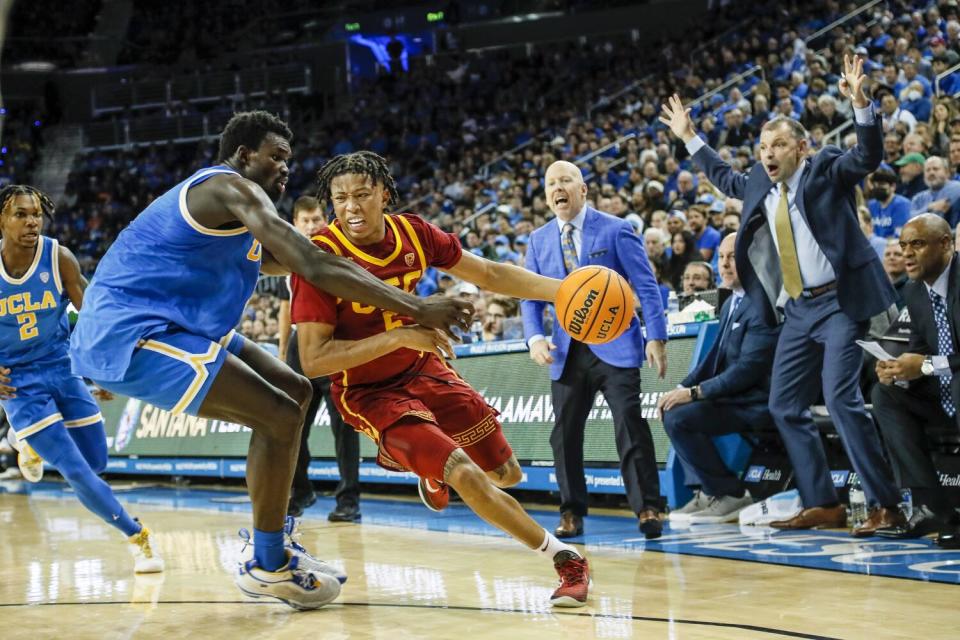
[923,256,954,376]
[685,105,877,293]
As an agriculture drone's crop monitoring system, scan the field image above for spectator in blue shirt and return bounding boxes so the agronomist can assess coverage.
[868,167,912,237]
[687,204,721,262]
[909,156,960,227]
[859,207,889,258]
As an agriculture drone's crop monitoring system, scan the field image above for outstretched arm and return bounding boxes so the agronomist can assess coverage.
[442,251,561,302]
[660,94,748,200]
[218,176,473,336]
[827,54,883,186]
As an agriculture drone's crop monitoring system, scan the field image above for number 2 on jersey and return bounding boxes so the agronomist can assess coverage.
[16,312,38,341]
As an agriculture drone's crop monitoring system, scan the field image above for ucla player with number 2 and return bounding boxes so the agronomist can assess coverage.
[70,112,473,611]
[0,185,163,573]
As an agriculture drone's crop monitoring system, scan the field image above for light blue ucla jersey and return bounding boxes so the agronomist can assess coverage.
[0,236,69,366]
[70,166,262,381]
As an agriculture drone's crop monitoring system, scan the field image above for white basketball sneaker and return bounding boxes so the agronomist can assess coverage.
[235,552,341,610]
[283,516,348,584]
[669,489,712,522]
[128,523,165,573]
[237,519,348,585]
[17,442,44,483]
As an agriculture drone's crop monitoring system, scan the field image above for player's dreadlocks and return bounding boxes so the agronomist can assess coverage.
[0,184,55,219]
[315,151,400,213]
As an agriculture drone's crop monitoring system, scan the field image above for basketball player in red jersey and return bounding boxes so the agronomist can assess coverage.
[291,152,591,607]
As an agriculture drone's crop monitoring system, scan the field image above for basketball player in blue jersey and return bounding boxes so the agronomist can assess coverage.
[70,111,473,610]
[0,185,164,574]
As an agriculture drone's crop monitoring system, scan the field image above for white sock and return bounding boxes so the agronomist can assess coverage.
[536,529,580,561]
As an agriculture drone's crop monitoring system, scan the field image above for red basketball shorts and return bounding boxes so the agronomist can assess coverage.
[331,355,512,480]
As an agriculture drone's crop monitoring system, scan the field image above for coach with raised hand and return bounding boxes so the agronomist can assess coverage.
[659,55,904,536]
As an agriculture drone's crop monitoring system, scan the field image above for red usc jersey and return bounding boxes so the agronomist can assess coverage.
[290,212,463,387]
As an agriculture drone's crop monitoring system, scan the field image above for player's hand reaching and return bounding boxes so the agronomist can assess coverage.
[0,366,15,399]
[412,297,473,340]
[395,325,457,360]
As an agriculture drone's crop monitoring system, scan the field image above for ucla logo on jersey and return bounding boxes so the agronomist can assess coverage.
[39,272,49,284]
[0,290,57,317]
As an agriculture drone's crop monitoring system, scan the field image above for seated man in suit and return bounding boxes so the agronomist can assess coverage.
[871,214,960,547]
[659,233,781,523]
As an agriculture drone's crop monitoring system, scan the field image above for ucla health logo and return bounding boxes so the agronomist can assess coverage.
[744,465,765,483]
[831,470,851,487]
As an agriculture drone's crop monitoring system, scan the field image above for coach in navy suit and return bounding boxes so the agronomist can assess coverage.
[660,55,903,535]
[659,233,780,524]
[522,160,668,539]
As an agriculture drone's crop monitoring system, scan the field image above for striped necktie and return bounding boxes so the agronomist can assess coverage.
[774,183,804,299]
[561,223,579,274]
[929,289,956,417]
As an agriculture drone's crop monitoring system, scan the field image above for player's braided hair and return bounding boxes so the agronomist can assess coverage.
[315,151,399,213]
[0,184,55,219]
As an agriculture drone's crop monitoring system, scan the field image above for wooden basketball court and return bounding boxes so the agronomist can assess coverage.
[0,482,957,639]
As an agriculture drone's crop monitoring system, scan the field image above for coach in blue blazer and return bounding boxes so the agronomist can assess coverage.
[661,55,903,535]
[522,160,668,539]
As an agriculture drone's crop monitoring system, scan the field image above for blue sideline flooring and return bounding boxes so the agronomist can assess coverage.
[0,480,957,639]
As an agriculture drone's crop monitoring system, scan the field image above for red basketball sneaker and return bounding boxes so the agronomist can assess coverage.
[417,477,449,512]
[550,550,590,607]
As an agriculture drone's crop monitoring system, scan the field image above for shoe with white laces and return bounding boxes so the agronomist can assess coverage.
[418,477,449,512]
[550,550,591,607]
[235,552,341,610]
[283,516,348,584]
[128,523,165,573]
[688,491,754,524]
[17,443,44,483]
[237,519,348,585]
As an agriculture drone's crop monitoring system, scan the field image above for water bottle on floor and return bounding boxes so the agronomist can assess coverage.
[848,474,867,528]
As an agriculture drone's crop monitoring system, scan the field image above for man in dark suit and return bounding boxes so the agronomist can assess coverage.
[278,196,361,522]
[522,160,668,539]
[871,215,960,547]
[660,55,904,535]
[659,233,780,523]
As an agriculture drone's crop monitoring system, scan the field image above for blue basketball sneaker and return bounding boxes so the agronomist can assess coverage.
[235,552,341,610]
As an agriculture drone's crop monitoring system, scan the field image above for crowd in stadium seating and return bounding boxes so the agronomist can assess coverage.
[8,0,960,349]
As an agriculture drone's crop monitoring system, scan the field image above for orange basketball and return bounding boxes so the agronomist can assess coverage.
[556,266,634,344]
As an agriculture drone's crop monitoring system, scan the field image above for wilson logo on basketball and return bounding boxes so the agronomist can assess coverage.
[568,289,599,335]
[404,253,415,267]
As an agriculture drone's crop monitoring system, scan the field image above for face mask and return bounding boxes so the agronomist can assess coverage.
[495,245,508,257]
[870,187,889,199]
[907,90,921,101]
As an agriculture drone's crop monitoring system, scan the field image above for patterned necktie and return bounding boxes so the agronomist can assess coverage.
[774,183,804,299]
[561,223,579,274]
[929,290,956,417]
